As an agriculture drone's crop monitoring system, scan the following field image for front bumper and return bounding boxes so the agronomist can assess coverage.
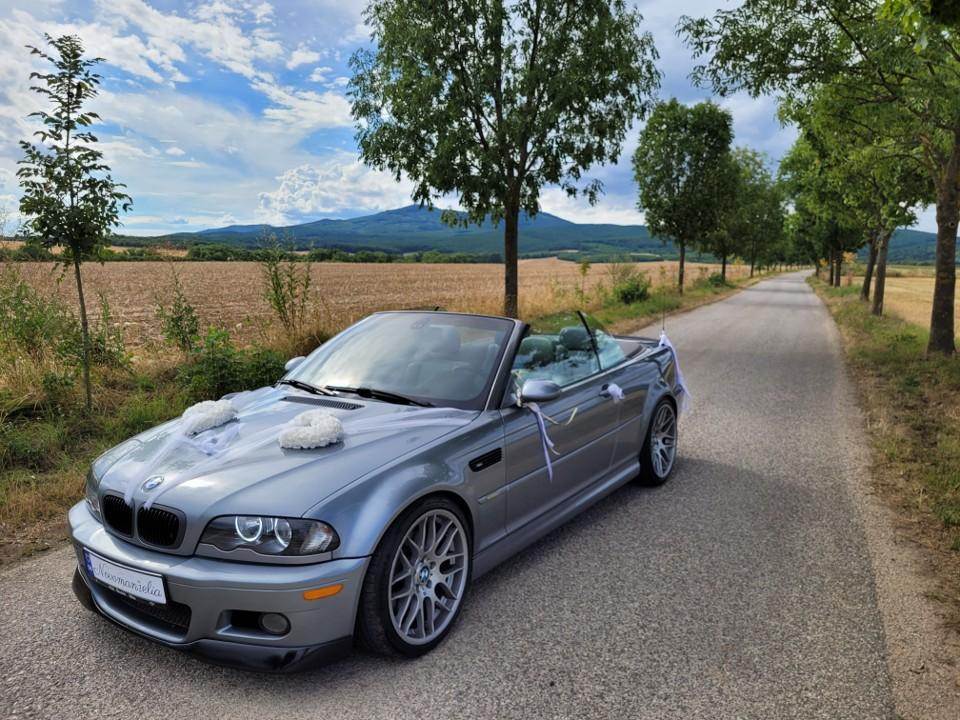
[69,502,369,672]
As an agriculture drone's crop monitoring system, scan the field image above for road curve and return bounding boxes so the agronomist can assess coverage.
[0,272,892,719]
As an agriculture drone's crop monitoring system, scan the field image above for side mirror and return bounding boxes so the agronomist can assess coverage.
[284,356,306,373]
[520,379,562,404]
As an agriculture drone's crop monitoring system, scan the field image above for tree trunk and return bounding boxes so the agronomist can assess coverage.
[834,254,842,287]
[721,253,727,282]
[861,236,878,302]
[72,256,93,412]
[828,249,835,286]
[928,159,959,354]
[503,204,520,318]
[678,242,686,294]
[872,230,891,317]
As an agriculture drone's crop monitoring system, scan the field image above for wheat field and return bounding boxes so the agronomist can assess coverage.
[14,258,748,347]
[881,276,960,338]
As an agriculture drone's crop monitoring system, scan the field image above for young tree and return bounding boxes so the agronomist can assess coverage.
[17,34,132,411]
[632,99,733,293]
[681,1,960,353]
[349,0,660,317]
[707,147,785,282]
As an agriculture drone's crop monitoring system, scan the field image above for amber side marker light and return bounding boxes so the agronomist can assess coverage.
[303,583,343,600]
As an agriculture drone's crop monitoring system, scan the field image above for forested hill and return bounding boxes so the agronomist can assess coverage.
[117,204,663,260]
[116,204,941,263]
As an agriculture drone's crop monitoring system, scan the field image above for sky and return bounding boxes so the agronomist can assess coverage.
[0,0,928,236]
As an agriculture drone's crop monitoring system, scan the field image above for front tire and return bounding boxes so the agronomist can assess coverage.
[356,497,471,657]
[638,399,678,486]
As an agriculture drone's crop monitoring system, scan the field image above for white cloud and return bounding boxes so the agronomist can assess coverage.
[251,1,273,24]
[539,187,644,225]
[308,65,334,83]
[257,154,414,224]
[286,43,322,69]
[165,146,186,156]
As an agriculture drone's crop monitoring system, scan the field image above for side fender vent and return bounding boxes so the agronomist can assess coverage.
[469,448,503,473]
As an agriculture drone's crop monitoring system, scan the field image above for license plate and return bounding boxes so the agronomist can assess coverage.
[83,549,167,605]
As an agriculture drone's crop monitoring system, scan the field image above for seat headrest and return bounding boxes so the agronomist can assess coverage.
[559,325,592,351]
[518,336,554,367]
[422,326,461,357]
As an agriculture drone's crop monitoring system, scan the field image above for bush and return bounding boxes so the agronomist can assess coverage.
[156,270,200,352]
[0,420,68,472]
[89,292,128,368]
[178,327,286,401]
[708,272,726,287]
[260,236,312,335]
[0,266,73,358]
[613,273,651,304]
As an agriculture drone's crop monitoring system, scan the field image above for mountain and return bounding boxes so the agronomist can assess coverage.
[118,204,944,263]
[117,204,666,259]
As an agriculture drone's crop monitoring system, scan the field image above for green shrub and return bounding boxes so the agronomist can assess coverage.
[156,270,200,352]
[613,273,651,304]
[708,272,726,287]
[89,292,127,368]
[0,420,68,472]
[0,266,81,361]
[241,347,287,389]
[259,235,312,334]
[178,327,286,401]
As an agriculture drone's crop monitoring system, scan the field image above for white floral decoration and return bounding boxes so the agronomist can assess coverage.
[279,410,344,450]
[180,399,238,435]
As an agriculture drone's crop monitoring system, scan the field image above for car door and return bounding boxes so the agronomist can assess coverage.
[501,323,622,534]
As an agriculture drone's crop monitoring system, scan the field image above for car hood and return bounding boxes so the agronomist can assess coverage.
[97,386,478,518]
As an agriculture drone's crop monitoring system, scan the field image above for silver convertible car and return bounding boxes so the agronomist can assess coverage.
[71,310,682,671]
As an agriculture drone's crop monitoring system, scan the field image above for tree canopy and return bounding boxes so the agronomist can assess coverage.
[632,99,733,292]
[349,0,660,316]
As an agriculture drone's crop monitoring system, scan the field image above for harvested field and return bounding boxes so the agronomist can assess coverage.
[13,258,748,346]
[882,276,960,339]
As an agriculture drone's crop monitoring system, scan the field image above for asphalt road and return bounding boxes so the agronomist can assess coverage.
[0,272,894,719]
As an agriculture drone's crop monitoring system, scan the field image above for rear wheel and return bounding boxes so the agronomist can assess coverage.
[638,399,678,486]
[356,497,471,657]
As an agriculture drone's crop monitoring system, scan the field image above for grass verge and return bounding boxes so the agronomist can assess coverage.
[809,277,960,624]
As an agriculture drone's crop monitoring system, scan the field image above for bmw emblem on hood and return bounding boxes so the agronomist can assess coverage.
[142,476,164,492]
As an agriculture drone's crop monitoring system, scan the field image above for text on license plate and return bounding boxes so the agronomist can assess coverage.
[83,549,167,605]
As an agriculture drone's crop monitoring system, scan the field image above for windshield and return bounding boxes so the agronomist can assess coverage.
[287,312,514,410]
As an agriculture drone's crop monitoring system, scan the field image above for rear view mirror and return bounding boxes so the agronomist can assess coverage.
[284,356,306,372]
[520,379,562,404]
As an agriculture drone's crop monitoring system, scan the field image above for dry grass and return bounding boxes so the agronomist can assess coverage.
[15,258,748,347]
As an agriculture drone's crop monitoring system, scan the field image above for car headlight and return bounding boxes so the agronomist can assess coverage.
[85,468,102,521]
[199,516,340,556]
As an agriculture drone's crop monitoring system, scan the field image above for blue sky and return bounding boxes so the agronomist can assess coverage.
[0,1,925,236]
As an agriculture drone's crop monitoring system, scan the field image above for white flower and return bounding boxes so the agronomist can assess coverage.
[181,399,237,435]
[279,410,344,450]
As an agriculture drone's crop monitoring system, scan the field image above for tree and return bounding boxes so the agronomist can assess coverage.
[17,34,132,411]
[681,1,960,354]
[779,136,863,288]
[632,99,733,293]
[783,89,930,313]
[349,0,660,317]
[707,147,785,282]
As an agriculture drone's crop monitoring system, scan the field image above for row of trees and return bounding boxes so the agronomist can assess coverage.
[632,99,787,291]
[680,0,960,355]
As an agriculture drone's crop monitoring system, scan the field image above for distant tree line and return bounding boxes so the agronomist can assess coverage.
[0,241,505,264]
